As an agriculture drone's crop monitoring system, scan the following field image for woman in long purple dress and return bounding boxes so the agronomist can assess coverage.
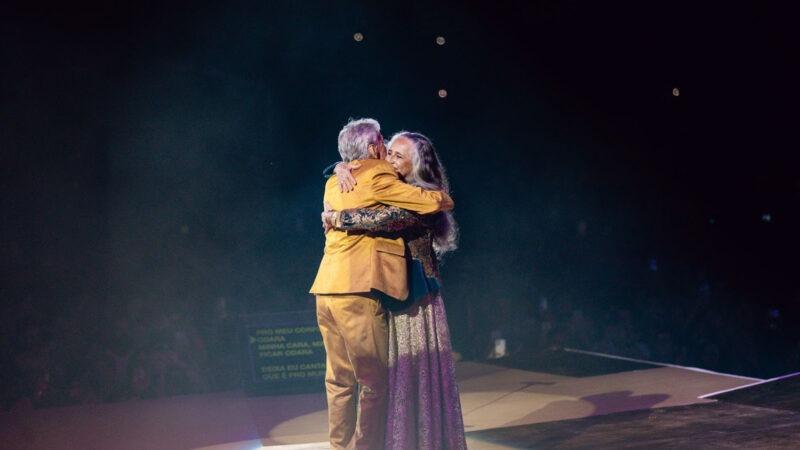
[323,132,466,449]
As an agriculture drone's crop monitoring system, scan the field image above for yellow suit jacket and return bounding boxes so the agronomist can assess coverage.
[309,159,454,300]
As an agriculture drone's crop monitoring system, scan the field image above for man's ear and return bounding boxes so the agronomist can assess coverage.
[367,144,377,158]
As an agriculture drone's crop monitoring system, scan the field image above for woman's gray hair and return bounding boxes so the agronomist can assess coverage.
[387,131,459,258]
[337,118,382,162]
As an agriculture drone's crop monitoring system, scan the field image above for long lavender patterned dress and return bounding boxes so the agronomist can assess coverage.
[337,206,467,450]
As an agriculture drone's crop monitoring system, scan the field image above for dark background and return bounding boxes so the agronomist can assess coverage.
[2,1,798,408]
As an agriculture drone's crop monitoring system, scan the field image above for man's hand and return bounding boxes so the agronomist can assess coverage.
[334,161,360,193]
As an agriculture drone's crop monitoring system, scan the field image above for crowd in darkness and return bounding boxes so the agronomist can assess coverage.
[1,294,240,411]
[4,264,798,411]
[467,269,799,379]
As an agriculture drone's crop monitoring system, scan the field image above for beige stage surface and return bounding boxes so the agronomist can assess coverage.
[1,360,758,450]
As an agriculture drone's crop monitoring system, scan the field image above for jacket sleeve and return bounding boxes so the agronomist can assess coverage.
[322,161,339,178]
[370,167,454,214]
[337,206,423,232]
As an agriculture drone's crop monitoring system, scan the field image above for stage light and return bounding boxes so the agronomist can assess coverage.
[672,87,680,97]
[489,338,507,359]
[762,213,772,223]
[438,89,448,98]
[353,32,364,42]
[435,36,446,46]
[180,225,189,234]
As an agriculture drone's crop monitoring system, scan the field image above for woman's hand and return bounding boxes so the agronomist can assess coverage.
[321,201,339,233]
[334,161,359,193]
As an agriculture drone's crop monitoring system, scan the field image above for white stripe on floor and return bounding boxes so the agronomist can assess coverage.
[562,347,762,382]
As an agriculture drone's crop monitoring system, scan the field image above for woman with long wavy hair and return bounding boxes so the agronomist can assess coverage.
[323,131,466,449]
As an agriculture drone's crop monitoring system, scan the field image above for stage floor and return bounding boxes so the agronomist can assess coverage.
[0,353,762,449]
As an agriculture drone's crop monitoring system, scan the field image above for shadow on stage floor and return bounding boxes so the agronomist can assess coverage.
[4,349,790,449]
[467,400,800,449]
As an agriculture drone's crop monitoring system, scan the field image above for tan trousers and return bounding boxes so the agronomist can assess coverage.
[316,294,389,450]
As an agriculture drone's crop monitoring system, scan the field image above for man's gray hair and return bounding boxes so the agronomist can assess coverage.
[337,118,382,162]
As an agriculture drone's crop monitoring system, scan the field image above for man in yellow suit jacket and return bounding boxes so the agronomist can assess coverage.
[310,118,453,449]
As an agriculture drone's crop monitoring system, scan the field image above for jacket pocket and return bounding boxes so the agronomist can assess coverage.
[374,238,405,256]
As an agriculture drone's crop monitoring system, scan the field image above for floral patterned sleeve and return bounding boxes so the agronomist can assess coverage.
[337,206,423,233]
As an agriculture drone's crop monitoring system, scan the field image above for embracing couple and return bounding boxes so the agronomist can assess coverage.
[310,118,466,449]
